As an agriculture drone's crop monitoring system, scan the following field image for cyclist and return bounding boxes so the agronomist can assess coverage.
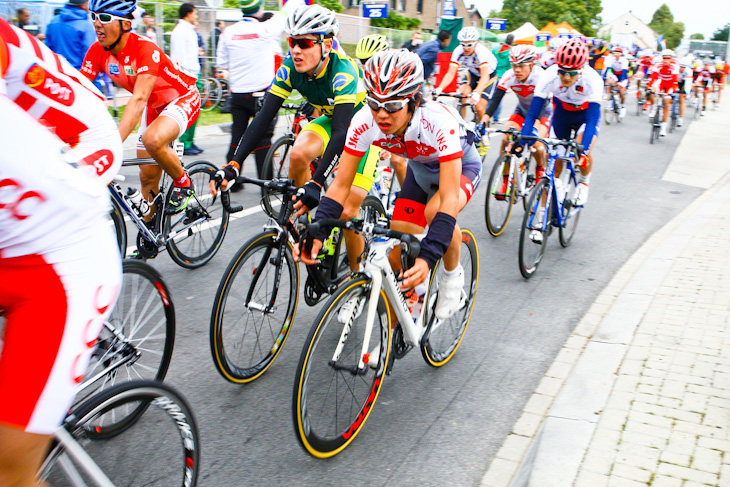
[603,46,629,119]
[715,57,728,104]
[480,45,550,196]
[648,49,679,137]
[677,58,694,127]
[0,94,121,487]
[296,49,482,321]
[434,26,497,122]
[520,38,603,242]
[693,58,716,115]
[0,18,122,185]
[80,0,201,214]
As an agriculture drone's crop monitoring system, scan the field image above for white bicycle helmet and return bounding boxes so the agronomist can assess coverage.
[548,37,565,50]
[364,49,424,99]
[284,4,339,37]
[457,27,480,43]
[509,45,537,64]
[661,49,675,57]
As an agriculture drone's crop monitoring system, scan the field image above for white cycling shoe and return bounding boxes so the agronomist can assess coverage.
[338,296,364,324]
[434,264,465,320]
[659,122,667,137]
[575,183,590,206]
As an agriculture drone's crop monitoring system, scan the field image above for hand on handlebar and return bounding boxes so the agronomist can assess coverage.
[208,162,239,197]
[400,258,429,290]
[293,181,321,218]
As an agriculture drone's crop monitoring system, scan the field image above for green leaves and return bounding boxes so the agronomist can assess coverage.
[649,4,684,49]
[497,0,602,37]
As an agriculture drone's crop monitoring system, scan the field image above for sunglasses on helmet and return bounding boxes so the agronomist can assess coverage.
[287,37,324,50]
[365,96,409,113]
[90,11,128,23]
[558,68,580,77]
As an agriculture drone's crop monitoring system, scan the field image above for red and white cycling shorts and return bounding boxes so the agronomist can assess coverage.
[137,87,200,151]
[0,225,121,435]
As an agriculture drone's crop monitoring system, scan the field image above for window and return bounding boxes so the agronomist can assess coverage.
[417,0,423,13]
[398,0,406,11]
[389,0,396,9]
[348,0,361,7]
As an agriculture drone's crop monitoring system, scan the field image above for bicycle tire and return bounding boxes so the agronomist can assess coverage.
[420,228,479,366]
[261,136,294,219]
[519,178,550,279]
[522,152,537,210]
[558,170,582,248]
[200,77,221,112]
[41,380,199,487]
[293,276,390,458]
[361,194,387,222]
[74,259,176,438]
[484,153,516,236]
[210,231,299,383]
[603,98,612,125]
[110,197,127,258]
[164,161,229,269]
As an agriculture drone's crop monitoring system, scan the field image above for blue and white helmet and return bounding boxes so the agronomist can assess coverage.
[89,0,137,17]
[285,5,338,37]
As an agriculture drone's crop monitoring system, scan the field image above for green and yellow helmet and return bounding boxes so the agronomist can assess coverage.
[355,34,389,61]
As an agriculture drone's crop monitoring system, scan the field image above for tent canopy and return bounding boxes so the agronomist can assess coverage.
[506,22,539,43]
[556,21,583,36]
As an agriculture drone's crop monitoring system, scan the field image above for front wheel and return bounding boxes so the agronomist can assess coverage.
[484,153,516,237]
[420,228,479,366]
[210,231,299,383]
[519,178,550,279]
[293,277,390,458]
[164,161,229,269]
[261,136,294,219]
[559,170,582,248]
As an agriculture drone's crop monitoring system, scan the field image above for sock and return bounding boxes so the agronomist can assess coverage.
[579,173,591,186]
[442,265,458,276]
[174,172,191,188]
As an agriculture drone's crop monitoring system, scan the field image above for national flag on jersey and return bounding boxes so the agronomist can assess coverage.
[657,35,667,51]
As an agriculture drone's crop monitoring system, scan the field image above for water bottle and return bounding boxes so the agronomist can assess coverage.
[127,187,150,217]
[380,166,393,196]
[408,282,427,323]
[554,178,565,204]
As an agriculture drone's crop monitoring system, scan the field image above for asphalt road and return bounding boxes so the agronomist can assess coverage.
[115,96,702,486]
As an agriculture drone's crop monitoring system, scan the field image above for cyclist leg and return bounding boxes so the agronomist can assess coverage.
[290,116,327,187]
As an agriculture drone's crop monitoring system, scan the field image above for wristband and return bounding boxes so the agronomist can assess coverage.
[418,212,457,269]
[313,196,344,241]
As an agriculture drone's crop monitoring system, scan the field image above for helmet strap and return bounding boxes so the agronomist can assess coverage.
[307,35,329,81]
[103,20,132,52]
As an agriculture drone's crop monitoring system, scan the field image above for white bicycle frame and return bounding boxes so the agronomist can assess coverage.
[40,426,115,487]
[506,147,536,200]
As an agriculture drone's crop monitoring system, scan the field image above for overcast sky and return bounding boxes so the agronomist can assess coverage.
[471,0,730,39]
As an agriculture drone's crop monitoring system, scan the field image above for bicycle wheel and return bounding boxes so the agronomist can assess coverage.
[559,170,582,248]
[484,153,516,237]
[521,151,538,210]
[293,276,391,458]
[420,228,478,367]
[164,161,229,269]
[210,231,299,383]
[261,136,294,219]
[200,77,221,111]
[110,197,127,258]
[361,194,387,222]
[603,97,613,125]
[40,381,199,487]
[519,178,550,279]
[74,259,175,438]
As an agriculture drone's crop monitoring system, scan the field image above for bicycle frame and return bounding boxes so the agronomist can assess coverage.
[43,427,115,487]
[527,144,580,233]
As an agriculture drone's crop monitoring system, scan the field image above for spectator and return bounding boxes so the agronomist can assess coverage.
[138,11,158,44]
[491,33,514,123]
[416,29,452,81]
[46,0,97,70]
[15,8,45,40]
[401,31,422,52]
[171,3,204,156]
[216,0,291,189]
[211,20,223,55]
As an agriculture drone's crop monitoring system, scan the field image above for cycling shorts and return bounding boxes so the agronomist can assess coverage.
[392,144,482,228]
[678,80,691,95]
[465,72,498,100]
[300,114,379,192]
[0,224,121,435]
[606,72,629,88]
[137,87,201,151]
[549,108,600,150]
[512,102,552,128]
[65,116,123,186]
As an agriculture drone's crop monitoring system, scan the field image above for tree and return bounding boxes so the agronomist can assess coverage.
[711,23,730,41]
[316,0,342,13]
[648,4,684,49]
[690,33,704,40]
[497,0,601,37]
[371,12,420,30]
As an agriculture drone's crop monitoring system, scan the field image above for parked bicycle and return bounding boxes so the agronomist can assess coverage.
[292,215,479,458]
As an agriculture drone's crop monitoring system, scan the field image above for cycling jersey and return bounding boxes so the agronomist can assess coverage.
[649,61,679,93]
[449,43,496,78]
[604,56,629,81]
[486,65,552,124]
[696,65,716,84]
[0,97,121,434]
[269,49,366,117]
[638,56,653,75]
[0,18,122,185]
[540,51,555,69]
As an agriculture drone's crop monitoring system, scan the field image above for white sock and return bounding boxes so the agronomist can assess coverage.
[579,173,591,186]
[442,265,458,276]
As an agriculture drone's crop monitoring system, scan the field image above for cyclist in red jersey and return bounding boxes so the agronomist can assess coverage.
[648,49,679,137]
[80,0,201,212]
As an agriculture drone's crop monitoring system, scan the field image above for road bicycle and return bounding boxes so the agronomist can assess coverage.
[199,72,231,112]
[292,215,479,458]
[209,176,385,384]
[72,259,176,435]
[518,135,584,279]
[668,93,680,133]
[39,380,200,487]
[603,85,622,125]
[649,93,664,144]
[635,78,649,116]
[109,156,232,268]
[483,127,538,237]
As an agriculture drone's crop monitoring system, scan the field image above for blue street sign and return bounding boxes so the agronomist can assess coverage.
[443,0,455,16]
[363,2,388,18]
[559,33,573,38]
[536,34,550,42]
[485,18,507,31]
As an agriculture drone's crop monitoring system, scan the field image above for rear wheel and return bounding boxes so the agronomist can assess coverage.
[558,169,581,248]
[519,178,550,279]
[200,77,221,111]
[261,136,294,219]
[484,154,516,237]
[110,197,127,258]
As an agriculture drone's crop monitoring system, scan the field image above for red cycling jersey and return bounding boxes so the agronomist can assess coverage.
[649,61,679,93]
[81,32,196,111]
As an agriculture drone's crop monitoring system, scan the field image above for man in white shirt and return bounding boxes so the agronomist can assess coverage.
[170,2,203,155]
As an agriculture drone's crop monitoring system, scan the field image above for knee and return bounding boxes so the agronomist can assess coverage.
[141,131,167,155]
[289,147,309,171]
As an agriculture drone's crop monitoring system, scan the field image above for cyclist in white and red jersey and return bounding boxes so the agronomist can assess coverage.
[481,45,551,196]
[0,94,121,487]
[676,58,693,127]
[80,0,201,213]
[296,49,482,320]
[0,18,122,185]
[603,46,629,118]
[521,38,603,243]
[648,49,679,136]
[693,58,716,114]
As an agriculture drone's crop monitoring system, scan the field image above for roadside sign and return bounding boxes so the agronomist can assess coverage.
[485,18,507,31]
[363,2,388,19]
[536,33,550,42]
[443,0,455,16]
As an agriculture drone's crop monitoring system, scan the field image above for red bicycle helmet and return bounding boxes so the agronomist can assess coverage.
[555,38,588,70]
[509,45,537,65]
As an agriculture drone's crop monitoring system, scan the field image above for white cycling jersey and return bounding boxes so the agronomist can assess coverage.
[0,18,122,185]
[449,43,496,77]
[540,51,556,69]
[605,56,629,74]
[535,64,604,110]
[497,64,546,112]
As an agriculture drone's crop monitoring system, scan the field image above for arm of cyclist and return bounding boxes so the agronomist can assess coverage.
[210,92,284,195]
[292,101,355,216]
[482,86,507,124]
[117,73,157,143]
[520,95,545,140]
[468,64,492,103]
